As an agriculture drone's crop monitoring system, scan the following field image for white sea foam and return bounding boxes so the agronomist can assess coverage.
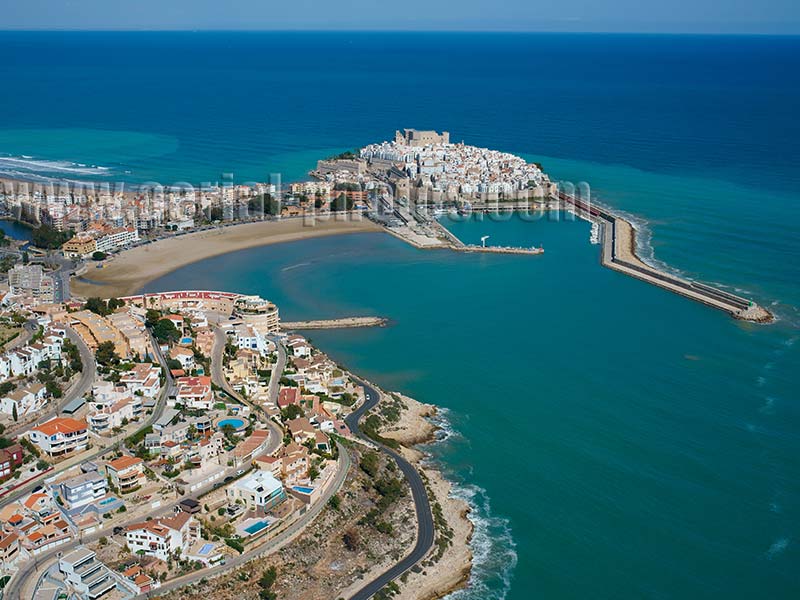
[0,154,113,177]
[445,483,518,600]
[424,409,517,600]
[592,196,684,277]
[431,407,461,444]
[281,262,312,272]
[766,537,789,559]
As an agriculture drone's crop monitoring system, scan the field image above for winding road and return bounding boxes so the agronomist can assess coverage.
[210,327,283,455]
[344,379,435,600]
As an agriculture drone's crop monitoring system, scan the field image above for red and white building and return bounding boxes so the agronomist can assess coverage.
[119,363,162,398]
[27,418,89,458]
[125,512,198,562]
[106,455,145,494]
[173,376,213,410]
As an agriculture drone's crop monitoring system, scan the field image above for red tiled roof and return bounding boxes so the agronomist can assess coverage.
[31,417,87,436]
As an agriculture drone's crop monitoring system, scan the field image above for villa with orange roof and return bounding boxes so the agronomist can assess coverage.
[27,417,89,457]
[0,531,21,566]
[173,375,213,410]
[123,564,160,593]
[106,455,145,494]
[232,429,270,465]
[277,387,300,409]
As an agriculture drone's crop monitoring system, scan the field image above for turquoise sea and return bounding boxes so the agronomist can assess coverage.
[3,32,800,599]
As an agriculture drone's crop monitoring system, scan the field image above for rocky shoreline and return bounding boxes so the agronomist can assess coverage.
[380,393,475,600]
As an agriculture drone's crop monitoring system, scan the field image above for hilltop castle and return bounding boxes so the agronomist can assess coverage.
[394,129,450,147]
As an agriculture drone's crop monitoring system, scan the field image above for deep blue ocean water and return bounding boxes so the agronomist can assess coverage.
[3,32,799,599]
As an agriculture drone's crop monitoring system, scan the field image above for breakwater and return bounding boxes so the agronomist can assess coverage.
[558,192,773,323]
[281,316,388,330]
[459,244,544,256]
[386,218,544,256]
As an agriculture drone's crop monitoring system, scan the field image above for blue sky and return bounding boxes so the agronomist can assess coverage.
[2,0,798,34]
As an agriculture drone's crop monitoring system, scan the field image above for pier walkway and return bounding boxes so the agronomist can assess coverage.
[558,192,772,323]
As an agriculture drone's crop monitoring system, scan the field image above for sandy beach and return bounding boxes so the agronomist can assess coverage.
[70,217,382,298]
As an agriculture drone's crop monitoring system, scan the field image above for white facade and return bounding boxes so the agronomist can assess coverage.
[94,226,139,253]
[27,418,89,457]
[125,513,197,562]
[226,470,285,509]
[0,384,47,417]
[0,330,64,379]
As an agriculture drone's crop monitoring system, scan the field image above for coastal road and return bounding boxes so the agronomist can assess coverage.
[344,379,435,600]
[210,327,283,455]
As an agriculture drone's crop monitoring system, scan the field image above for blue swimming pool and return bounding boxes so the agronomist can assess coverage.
[292,486,314,494]
[98,496,117,506]
[216,417,246,431]
[243,520,270,535]
[197,543,215,556]
[180,337,193,345]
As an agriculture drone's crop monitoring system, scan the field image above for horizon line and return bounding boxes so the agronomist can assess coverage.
[1,28,799,37]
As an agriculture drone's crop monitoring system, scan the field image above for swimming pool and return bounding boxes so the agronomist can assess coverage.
[292,486,314,494]
[243,520,270,535]
[216,417,247,432]
[197,543,215,556]
[98,496,117,506]
[180,337,193,345]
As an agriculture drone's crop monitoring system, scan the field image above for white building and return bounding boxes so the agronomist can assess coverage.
[58,471,107,510]
[94,226,139,253]
[118,363,161,398]
[0,329,64,379]
[7,264,55,304]
[28,417,89,457]
[226,470,285,510]
[87,396,142,433]
[125,512,198,562]
[58,546,117,599]
[169,346,195,370]
[173,376,212,410]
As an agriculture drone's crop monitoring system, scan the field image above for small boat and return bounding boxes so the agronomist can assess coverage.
[589,222,600,245]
